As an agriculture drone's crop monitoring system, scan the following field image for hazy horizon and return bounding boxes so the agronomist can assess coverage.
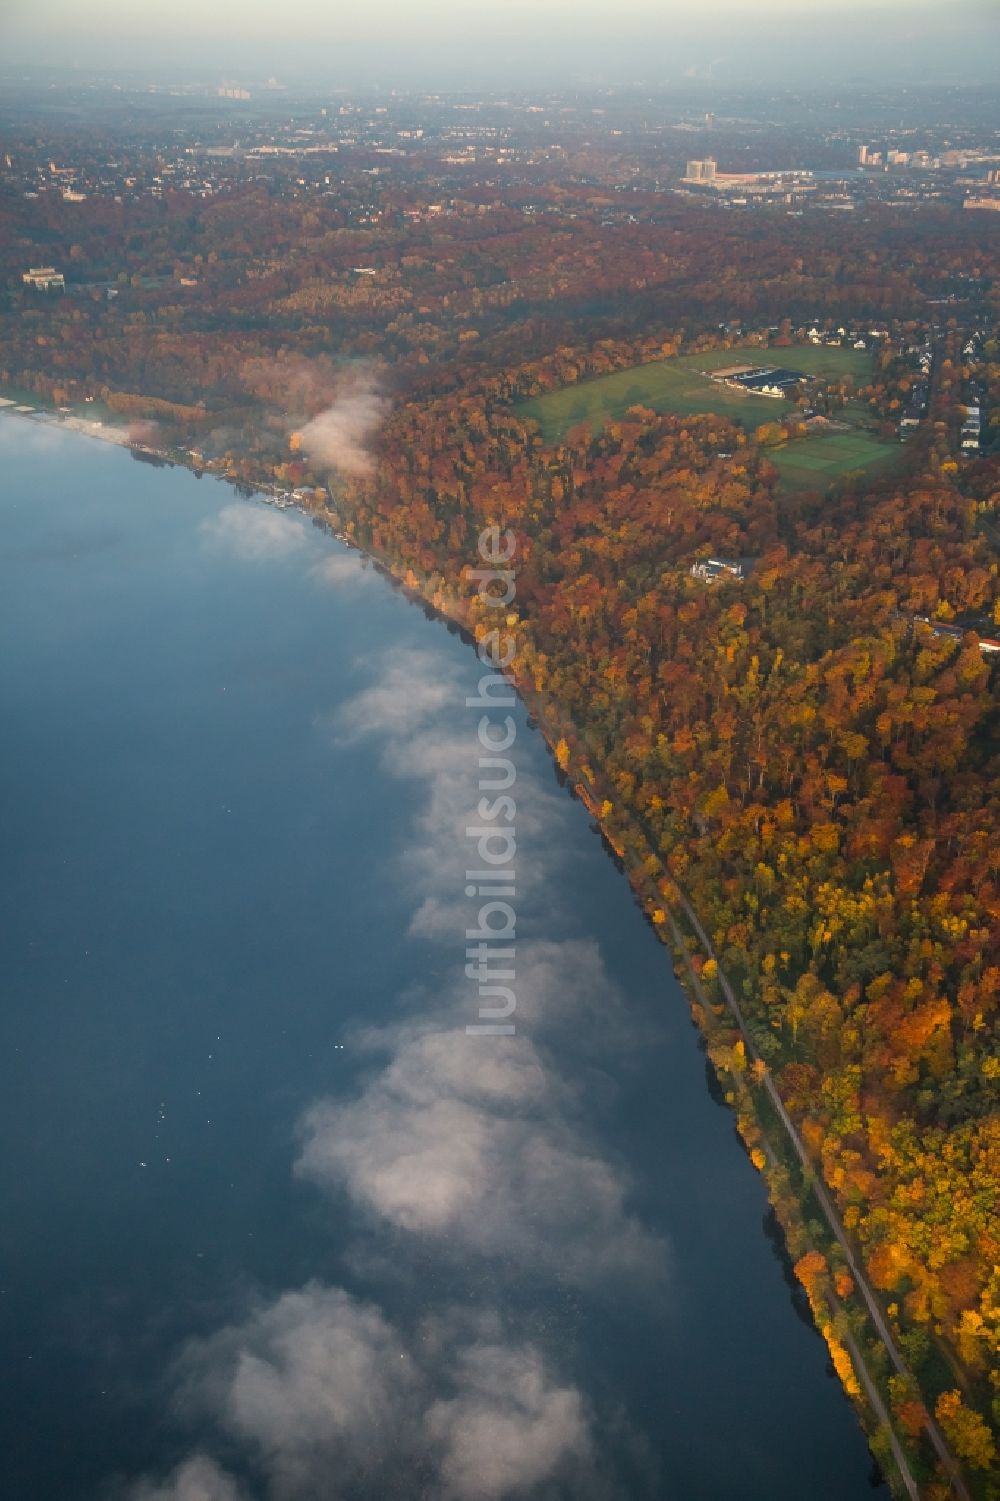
[2,0,998,89]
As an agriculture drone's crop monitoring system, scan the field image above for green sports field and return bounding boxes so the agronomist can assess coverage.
[767,430,897,489]
[515,343,895,488]
[518,358,793,441]
[517,344,875,443]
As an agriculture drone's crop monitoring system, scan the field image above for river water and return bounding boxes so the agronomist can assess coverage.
[0,418,883,1500]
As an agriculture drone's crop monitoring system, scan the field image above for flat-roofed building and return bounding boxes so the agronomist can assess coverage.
[22,266,64,290]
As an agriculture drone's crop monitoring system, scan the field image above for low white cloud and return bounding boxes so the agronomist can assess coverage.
[427,1339,591,1500]
[386,727,487,940]
[308,552,376,590]
[133,1287,594,1501]
[328,649,457,741]
[297,374,388,478]
[176,1284,419,1498]
[306,651,663,1283]
[200,504,309,562]
[128,1456,246,1501]
[296,1013,663,1285]
[330,649,568,941]
[396,745,567,940]
[500,937,630,1043]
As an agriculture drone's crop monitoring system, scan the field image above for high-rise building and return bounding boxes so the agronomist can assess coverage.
[685,158,717,183]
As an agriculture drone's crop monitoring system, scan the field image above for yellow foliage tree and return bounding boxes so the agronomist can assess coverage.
[934,1390,996,1471]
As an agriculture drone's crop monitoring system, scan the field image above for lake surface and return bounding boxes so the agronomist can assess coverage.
[0,419,883,1500]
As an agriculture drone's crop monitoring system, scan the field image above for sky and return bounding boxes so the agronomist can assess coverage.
[1,0,998,87]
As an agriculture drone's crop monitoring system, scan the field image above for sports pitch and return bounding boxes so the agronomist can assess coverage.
[516,343,895,487]
[768,430,897,488]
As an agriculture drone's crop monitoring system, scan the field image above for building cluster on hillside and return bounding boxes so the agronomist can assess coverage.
[806,323,870,350]
[858,143,939,170]
[898,339,933,440]
[915,618,1000,656]
[677,130,1000,215]
[858,139,1000,212]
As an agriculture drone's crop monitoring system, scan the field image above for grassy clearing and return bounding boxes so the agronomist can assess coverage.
[681,343,873,383]
[518,344,875,444]
[768,430,897,489]
[516,343,895,489]
[518,358,793,441]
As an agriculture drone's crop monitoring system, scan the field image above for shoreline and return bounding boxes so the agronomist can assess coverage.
[2,403,960,1499]
[289,507,960,1501]
[0,402,359,540]
[0,401,132,447]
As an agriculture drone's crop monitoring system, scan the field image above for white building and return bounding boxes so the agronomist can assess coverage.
[22,266,64,291]
[691,557,746,582]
